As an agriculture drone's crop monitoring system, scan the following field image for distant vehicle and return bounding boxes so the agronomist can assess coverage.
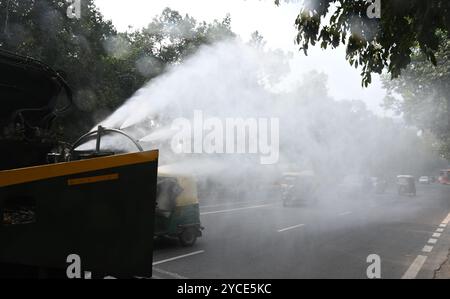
[373,177,388,194]
[154,171,203,246]
[281,171,319,207]
[419,176,431,184]
[397,175,416,196]
[439,169,450,185]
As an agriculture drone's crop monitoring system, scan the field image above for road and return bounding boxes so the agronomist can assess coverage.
[152,183,450,279]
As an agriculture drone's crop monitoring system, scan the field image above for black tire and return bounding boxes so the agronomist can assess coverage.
[179,228,198,247]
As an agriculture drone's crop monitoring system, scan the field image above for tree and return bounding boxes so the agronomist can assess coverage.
[277,0,450,160]
[383,38,450,159]
[130,8,235,66]
[0,2,236,140]
[0,0,128,138]
[276,0,450,86]
[249,30,266,49]
[279,70,446,177]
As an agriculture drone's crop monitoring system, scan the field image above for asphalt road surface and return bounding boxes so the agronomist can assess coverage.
[152,183,450,279]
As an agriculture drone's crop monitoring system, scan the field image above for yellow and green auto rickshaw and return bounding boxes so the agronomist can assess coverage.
[154,170,203,246]
[397,175,416,196]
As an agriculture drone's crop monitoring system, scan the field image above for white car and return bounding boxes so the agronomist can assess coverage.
[419,176,430,184]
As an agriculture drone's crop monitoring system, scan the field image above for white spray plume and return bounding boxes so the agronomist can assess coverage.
[100,39,289,131]
[93,38,445,194]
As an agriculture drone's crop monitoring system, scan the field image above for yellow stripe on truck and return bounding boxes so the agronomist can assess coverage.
[68,173,119,186]
[0,150,158,188]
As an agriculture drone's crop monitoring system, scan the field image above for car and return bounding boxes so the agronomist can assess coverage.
[419,176,431,184]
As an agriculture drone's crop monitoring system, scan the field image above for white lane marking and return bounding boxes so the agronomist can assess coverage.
[338,211,352,216]
[402,255,427,279]
[201,200,269,208]
[422,245,433,253]
[153,250,205,266]
[439,223,447,228]
[432,233,442,238]
[436,228,444,233]
[201,204,271,215]
[443,212,450,224]
[153,267,188,279]
[277,224,305,233]
[428,238,438,244]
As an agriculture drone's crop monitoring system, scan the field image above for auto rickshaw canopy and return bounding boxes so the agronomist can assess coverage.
[158,170,199,207]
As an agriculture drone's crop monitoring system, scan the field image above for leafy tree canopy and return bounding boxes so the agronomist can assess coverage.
[276,0,450,87]
[0,1,234,140]
[383,37,450,159]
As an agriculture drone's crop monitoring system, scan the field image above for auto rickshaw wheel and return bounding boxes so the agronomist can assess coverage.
[179,227,197,247]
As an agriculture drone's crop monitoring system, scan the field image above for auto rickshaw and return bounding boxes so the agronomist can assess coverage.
[154,171,203,246]
[280,171,319,207]
[396,175,416,196]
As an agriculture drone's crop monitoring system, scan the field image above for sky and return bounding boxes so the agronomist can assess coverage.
[94,0,388,115]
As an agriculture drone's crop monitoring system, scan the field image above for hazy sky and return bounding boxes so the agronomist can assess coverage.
[94,0,388,115]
